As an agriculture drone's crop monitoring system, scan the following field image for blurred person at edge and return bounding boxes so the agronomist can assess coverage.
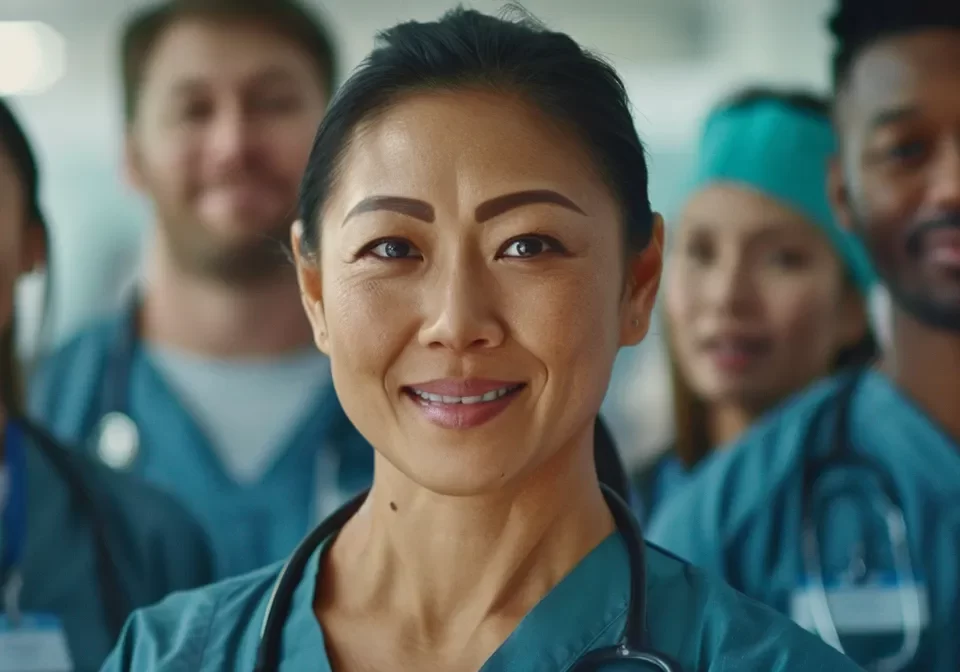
[0,98,214,672]
[649,1,960,669]
[27,0,374,581]
[633,88,877,521]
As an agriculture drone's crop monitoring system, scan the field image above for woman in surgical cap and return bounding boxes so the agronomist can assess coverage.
[635,88,878,519]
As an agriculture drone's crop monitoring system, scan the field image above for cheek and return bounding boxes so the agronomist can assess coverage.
[504,265,622,416]
[141,135,196,196]
[761,281,841,351]
[663,263,693,332]
[324,272,413,384]
[662,263,699,361]
[267,119,320,178]
[512,270,615,359]
[854,180,916,265]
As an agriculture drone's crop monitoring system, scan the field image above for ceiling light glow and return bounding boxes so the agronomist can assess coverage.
[0,22,65,95]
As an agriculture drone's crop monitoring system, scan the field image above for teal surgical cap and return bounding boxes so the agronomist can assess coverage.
[692,98,876,293]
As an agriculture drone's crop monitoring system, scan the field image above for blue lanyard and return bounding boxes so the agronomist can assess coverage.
[1,419,27,578]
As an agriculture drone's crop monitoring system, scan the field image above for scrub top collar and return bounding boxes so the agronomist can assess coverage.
[276,531,631,671]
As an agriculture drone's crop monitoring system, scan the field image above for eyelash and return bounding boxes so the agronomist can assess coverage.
[356,234,568,261]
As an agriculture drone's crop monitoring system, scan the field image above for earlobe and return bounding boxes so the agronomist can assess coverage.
[20,225,47,276]
[291,221,330,354]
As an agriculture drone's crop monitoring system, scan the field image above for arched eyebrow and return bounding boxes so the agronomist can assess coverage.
[474,189,586,222]
[342,189,586,226]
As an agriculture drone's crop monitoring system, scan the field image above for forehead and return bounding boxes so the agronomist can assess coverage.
[841,29,960,126]
[331,90,615,216]
[680,184,817,238]
[139,17,324,95]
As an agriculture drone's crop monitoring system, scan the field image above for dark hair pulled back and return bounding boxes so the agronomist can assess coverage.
[297,7,653,255]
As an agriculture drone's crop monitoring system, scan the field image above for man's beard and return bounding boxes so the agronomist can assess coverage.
[165,218,293,287]
[853,213,960,333]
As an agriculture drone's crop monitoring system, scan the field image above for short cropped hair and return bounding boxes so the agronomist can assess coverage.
[828,0,960,89]
[120,0,338,123]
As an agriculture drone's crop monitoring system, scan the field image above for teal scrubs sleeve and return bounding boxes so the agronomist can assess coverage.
[101,530,862,671]
[21,423,215,672]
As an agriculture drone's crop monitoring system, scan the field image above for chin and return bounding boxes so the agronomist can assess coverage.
[386,438,533,497]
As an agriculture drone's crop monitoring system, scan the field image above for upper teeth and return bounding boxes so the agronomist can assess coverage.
[412,386,517,404]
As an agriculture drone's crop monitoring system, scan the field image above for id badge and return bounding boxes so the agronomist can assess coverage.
[0,614,74,672]
[790,576,930,636]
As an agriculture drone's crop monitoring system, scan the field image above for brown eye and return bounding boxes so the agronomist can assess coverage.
[365,238,423,260]
[498,235,565,259]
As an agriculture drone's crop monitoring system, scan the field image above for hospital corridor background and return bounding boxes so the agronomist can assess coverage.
[0,0,957,670]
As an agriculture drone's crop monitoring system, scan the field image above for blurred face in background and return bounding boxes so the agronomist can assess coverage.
[0,143,43,333]
[831,29,960,332]
[666,184,865,411]
[126,18,329,285]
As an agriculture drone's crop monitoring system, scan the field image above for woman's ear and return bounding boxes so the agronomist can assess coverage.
[621,213,665,346]
[291,220,330,354]
[20,221,47,276]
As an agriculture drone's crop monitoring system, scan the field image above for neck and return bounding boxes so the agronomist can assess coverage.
[140,241,313,357]
[707,403,755,448]
[322,431,614,656]
[884,309,960,444]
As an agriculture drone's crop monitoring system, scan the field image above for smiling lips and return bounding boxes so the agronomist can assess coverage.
[700,334,771,373]
[404,379,525,429]
[923,227,960,269]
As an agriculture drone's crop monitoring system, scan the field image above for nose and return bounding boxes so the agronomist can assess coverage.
[701,256,757,318]
[418,257,506,352]
[927,137,960,212]
[207,103,255,168]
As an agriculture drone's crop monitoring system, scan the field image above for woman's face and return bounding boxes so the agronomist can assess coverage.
[296,90,661,496]
[665,184,865,410]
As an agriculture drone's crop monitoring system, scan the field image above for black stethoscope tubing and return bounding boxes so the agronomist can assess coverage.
[254,484,680,671]
[799,368,923,669]
[15,418,131,638]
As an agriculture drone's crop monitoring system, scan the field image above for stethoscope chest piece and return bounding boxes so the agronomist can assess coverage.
[95,412,140,471]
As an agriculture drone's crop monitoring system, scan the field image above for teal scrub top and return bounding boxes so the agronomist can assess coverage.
[28,315,374,580]
[647,370,960,671]
[11,419,214,672]
[102,528,861,671]
[632,451,694,523]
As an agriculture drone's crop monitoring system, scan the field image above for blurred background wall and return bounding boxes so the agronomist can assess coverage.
[0,0,841,469]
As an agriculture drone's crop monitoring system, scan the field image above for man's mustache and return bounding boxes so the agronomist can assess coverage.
[905,213,960,257]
